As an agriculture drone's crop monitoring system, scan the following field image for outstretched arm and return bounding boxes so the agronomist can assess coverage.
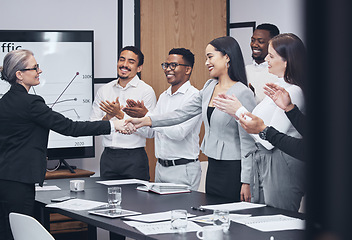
[111,119,136,134]
[125,116,152,129]
[239,112,305,160]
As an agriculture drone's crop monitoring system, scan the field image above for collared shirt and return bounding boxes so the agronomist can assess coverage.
[246,60,279,104]
[90,75,156,149]
[138,81,202,160]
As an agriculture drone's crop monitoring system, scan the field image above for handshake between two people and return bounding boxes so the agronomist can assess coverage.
[112,116,152,135]
[101,97,152,135]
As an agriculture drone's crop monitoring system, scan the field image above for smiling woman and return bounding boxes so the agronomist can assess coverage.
[213,33,307,212]
[126,36,257,202]
[15,55,42,91]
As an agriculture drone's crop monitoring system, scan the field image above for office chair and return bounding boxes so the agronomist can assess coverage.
[9,212,55,240]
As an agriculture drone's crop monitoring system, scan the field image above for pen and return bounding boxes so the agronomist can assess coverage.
[191,206,206,212]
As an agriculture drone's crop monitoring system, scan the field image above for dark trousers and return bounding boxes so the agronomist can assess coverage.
[100,147,150,181]
[0,180,35,240]
[206,158,241,202]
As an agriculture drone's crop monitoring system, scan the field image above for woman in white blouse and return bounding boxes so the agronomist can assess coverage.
[213,33,306,211]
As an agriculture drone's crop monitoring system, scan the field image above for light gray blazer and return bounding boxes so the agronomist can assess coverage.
[150,79,256,183]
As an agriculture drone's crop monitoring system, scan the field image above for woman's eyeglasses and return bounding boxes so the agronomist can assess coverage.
[20,64,40,72]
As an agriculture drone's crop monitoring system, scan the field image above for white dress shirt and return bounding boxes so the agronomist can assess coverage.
[246,60,279,104]
[236,78,305,150]
[138,81,202,160]
[90,75,156,149]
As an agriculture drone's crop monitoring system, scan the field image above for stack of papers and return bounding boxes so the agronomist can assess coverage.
[190,213,252,224]
[200,202,266,211]
[123,211,199,235]
[123,211,195,222]
[35,185,61,191]
[124,220,202,235]
[89,209,141,218]
[234,214,305,232]
[136,182,191,194]
[96,179,148,186]
[46,199,107,211]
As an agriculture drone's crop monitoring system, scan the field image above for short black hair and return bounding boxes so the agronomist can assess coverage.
[168,48,195,68]
[256,23,280,38]
[119,46,144,66]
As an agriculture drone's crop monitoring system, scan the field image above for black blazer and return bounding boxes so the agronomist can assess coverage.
[0,84,111,185]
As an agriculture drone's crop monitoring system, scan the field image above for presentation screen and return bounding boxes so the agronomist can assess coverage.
[0,30,95,160]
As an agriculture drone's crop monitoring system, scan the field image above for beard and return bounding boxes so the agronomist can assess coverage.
[118,74,128,79]
[252,54,265,63]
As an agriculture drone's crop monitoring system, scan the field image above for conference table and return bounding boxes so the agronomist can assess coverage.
[35,177,305,240]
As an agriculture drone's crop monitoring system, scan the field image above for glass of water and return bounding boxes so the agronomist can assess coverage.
[108,186,122,213]
[171,209,188,233]
[213,209,230,232]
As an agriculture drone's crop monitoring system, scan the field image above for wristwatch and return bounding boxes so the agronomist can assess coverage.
[259,126,269,140]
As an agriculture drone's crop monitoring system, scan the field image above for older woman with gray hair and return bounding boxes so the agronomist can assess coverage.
[0,49,134,240]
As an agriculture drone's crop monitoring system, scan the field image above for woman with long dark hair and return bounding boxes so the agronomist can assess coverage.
[127,36,256,202]
[213,33,306,211]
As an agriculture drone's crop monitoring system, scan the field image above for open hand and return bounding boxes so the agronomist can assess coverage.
[213,93,242,118]
[123,99,148,118]
[100,97,124,120]
[264,83,294,112]
[238,112,267,134]
[125,116,152,129]
[112,119,136,134]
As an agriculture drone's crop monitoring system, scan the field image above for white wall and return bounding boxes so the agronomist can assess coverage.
[229,0,304,65]
[1,0,119,78]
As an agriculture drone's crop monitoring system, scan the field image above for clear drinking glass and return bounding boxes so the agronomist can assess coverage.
[213,209,230,232]
[171,209,188,233]
[108,186,122,212]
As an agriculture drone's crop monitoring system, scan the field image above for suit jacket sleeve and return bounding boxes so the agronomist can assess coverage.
[233,85,256,183]
[149,80,209,127]
[30,95,111,136]
[266,126,305,161]
[285,105,305,136]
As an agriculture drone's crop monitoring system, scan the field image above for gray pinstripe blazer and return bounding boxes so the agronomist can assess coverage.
[150,79,256,183]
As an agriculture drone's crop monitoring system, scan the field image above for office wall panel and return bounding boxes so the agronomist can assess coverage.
[140,0,227,181]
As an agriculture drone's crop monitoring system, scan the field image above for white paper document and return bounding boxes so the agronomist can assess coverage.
[136,182,191,194]
[234,214,305,232]
[35,185,61,191]
[89,209,141,218]
[200,202,266,211]
[46,199,107,211]
[96,179,148,186]
[124,220,202,235]
[190,213,252,224]
[123,211,195,223]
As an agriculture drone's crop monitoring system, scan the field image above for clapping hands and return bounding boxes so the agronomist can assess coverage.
[122,99,148,118]
[213,93,243,118]
[100,97,124,120]
[264,83,295,112]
